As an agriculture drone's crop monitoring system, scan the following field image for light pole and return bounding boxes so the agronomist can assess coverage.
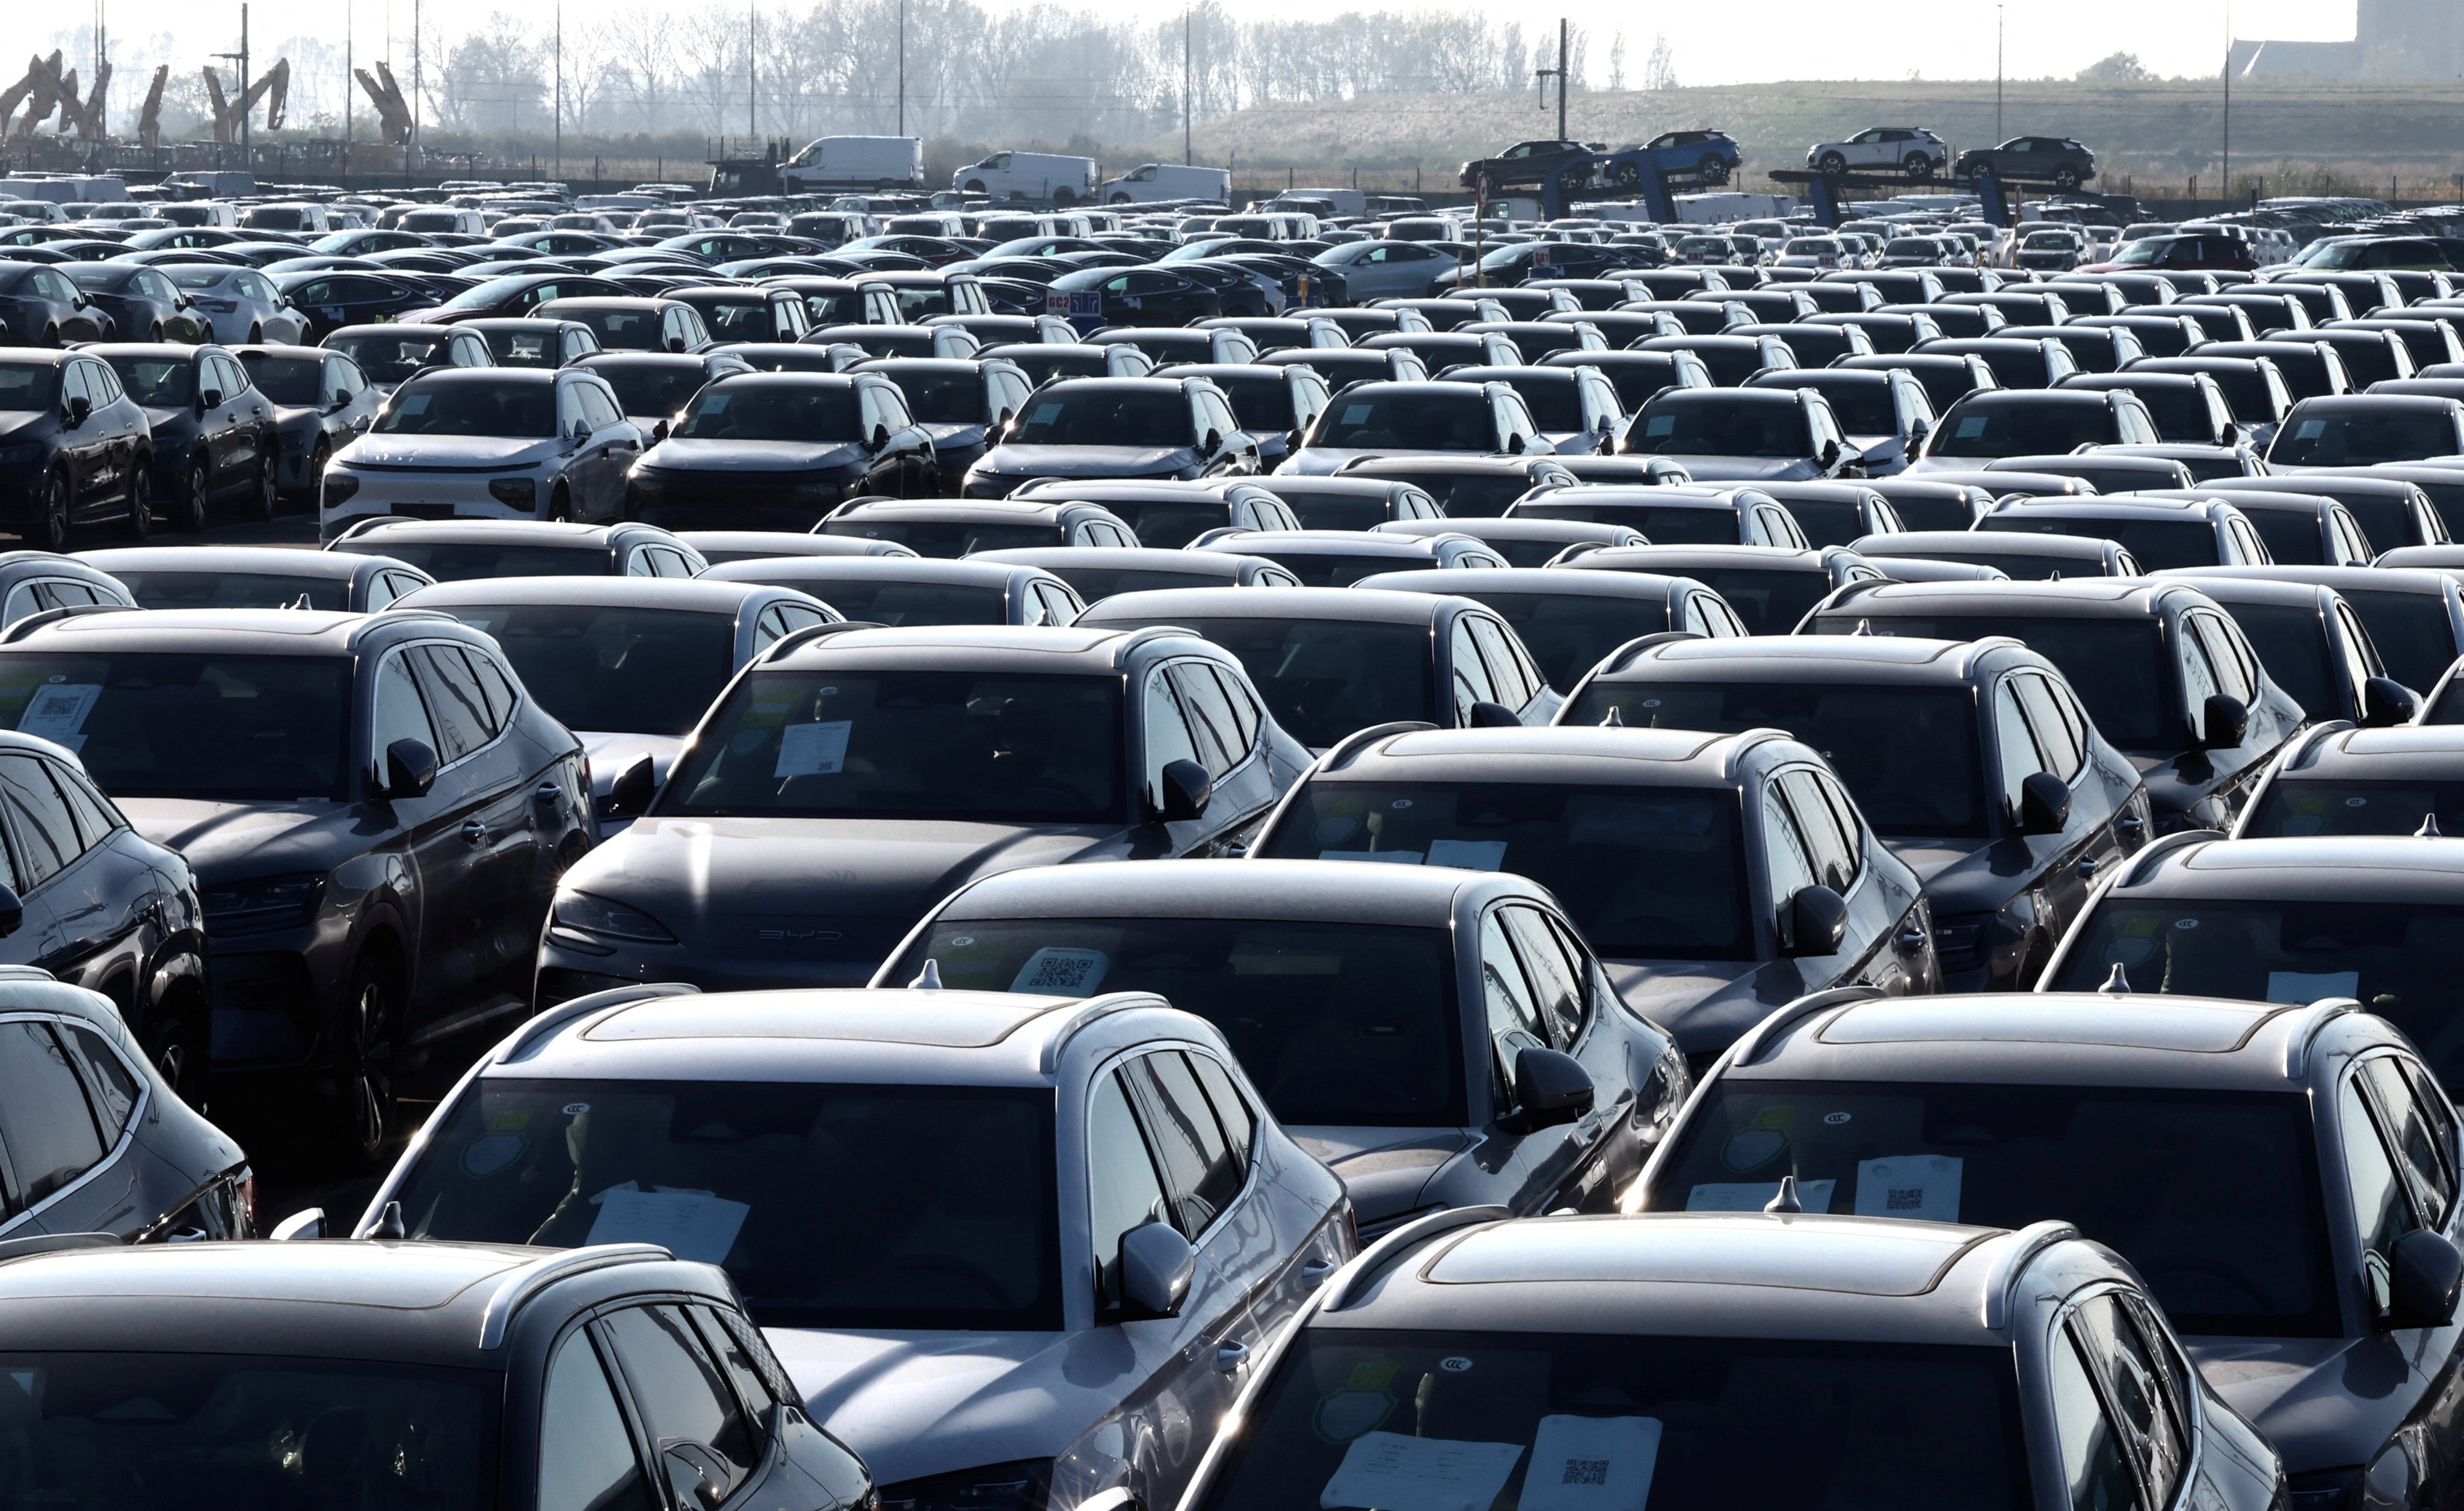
[553,0,562,180]
[747,0,755,138]
[1995,4,2004,142]
[2221,0,2232,210]
[896,0,906,137]
[1182,5,1192,165]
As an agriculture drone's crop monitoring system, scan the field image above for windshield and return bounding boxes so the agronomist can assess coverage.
[759,575,1005,626]
[1521,502,1738,544]
[100,354,191,406]
[594,363,711,419]
[818,517,1064,556]
[2244,779,2464,842]
[1817,614,2172,749]
[2242,509,2330,565]
[325,330,455,386]
[2342,591,2457,692]
[374,380,555,437]
[0,653,350,800]
[1571,682,1985,838]
[1263,782,1751,959]
[1003,351,1106,384]
[1092,501,1221,551]
[1975,514,2216,571]
[2271,408,2458,467]
[1460,592,1674,685]
[1014,389,1190,447]
[2112,239,2171,265]
[1132,617,1431,749]
[345,541,604,581]
[394,1077,1061,1330]
[1351,470,1527,519]
[1198,1329,2027,1511]
[239,353,325,405]
[899,919,1463,1127]
[567,306,665,349]
[1497,378,1583,432]
[674,383,860,442]
[162,268,233,289]
[1678,568,1827,633]
[1647,1078,2333,1335]
[433,604,735,736]
[438,274,545,312]
[696,300,774,341]
[0,1352,494,1511]
[1788,380,1894,434]
[1214,375,1296,431]
[665,669,1123,820]
[1313,392,1495,452]
[0,364,62,410]
[881,371,981,425]
[1630,400,1808,458]
[111,571,350,611]
[1928,400,2109,457]
[483,329,561,368]
[1781,497,1870,548]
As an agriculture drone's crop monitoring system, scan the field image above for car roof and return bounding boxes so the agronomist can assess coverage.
[331,520,621,545]
[2118,832,2464,902]
[2277,722,2464,784]
[829,499,1079,523]
[2172,574,2331,609]
[1077,584,1456,626]
[931,855,1532,928]
[1313,724,1791,790]
[78,546,381,580]
[1359,566,1685,600]
[762,622,1169,673]
[1598,633,2015,685]
[703,556,1033,589]
[970,547,1253,577]
[395,576,782,612]
[2161,565,2460,599]
[1213,531,1449,558]
[1577,545,1824,572]
[1821,578,2173,618]
[1857,530,2116,559]
[1986,496,2229,522]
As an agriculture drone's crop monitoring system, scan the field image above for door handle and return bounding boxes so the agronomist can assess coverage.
[2118,814,2146,836]
[1213,1341,1248,1375]
[534,781,564,805]
[2075,855,2104,876]
[1302,1259,1336,1290]
[460,820,490,845]
[1895,926,1929,952]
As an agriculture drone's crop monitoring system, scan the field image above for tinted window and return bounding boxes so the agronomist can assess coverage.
[1127,1050,1243,1235]
[408,646,494,762]
[61,1024,140,1142]
[0,1021,105,1205]
[2219,602,2338,718]
[112,570,350,611]
[2342,590,2460,695]
[325,330,458,386]
[1927,398,2113,457]
[540,1329,656,1511]
[102,354,192,406]
[342,542,608,581]
[1015,388,1194,446]
[816,518,1066,556]
[437,605,736,738]
[2273,407,2459,467]
[1977,514,2223,573]
[0,753,84,885]
[1120,616,1434,750]
[1517,500,1740,544]
[1312,390,1495,451]
[1088,1069,1170,1300]
[1815,614,2172,751]
[1630,398,1810,458]
[1456,592,1675,691]
[0,364,63,411]
[375,378,555,437]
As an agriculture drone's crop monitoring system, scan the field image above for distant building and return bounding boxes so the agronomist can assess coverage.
[2232,0,2463,78]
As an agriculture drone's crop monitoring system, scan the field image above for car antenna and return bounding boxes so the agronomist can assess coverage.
[2420,813,2444,838]
[2048,569,2063,582]
[1852,618,1871,636]
[910,957,943,989]
[1598,704,1624,727]
[1764,1175,1804,1214]
[371,1200,406,1240]
[287,592,313,611]
[2099,962,2131,996]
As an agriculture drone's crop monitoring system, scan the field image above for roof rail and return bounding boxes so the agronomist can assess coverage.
[1730,985,1885,1068]
[1597,630,1702,677]
[2286,998,2365,1077]
[477,1243,674,1349]
[2119,826,2225,888]
[1039,990,1178,1074]
[1720,726,1797,780]
[330,514,424,544]
[1321,719,1437,772]
[2283,719,2356,773]
[1980,1220,2080,1331]
[759,619,884,663]
[0,1231,120,1265]
[0,602,135,644]
[1321,1204,1510,1312]
[494,981,700,1065]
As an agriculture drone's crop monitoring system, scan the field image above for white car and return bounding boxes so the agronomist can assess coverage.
[1806,126,1951,179]
[322,367,644,530]
[1772,236,1851,271]
[156,263,307,346]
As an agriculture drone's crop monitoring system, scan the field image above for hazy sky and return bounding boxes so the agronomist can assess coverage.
[49,0,2355,89]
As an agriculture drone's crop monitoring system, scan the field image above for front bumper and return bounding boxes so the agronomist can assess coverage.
[322,466,545,538]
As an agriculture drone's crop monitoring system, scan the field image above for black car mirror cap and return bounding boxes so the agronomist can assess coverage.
[605,754,657,818]
[869,424,890,451]
[1201,428,1223,455]
[651,418,670,442]
[1498,1045,1595,1134]
[1116,1219,1194,1320]
[2361,675,2421,728]
[1156,757,1212,823]
[382,737,440,800]
[2017,770,2072,835]
[666,335,689,353]
[332,387,353,408]
[64,393,90,424]
[0,882,22,941]
[2198,692,2250,750]
[1467,699,1522,729]
[2388,1228,2463,1329]
[1779,883,1851,958]
[199,387,223,410]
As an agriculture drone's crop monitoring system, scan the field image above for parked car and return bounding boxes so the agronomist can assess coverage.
[84,544,433,613]
[621,371,935,529]
[0,348,154,549]
[321,322,495,396]
[56,260,206,343]
[703,555,1087,627]
[459,316,603,369]
[91,342,279,532]
[964,376,1262,494]
[156,262,308,345]
[322,368,645,533]
[1807,125,1951,177]
[324,517,709,580]
[232,342,383,506]
[269,269,436,339]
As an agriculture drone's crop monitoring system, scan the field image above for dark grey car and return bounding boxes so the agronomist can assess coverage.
[84,544,436,613]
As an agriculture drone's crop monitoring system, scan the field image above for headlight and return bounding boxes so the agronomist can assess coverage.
[200,872,327,932]
[878,1460,1052,1511]
[324,470,361,507]
[550,890,677,945]
[488,476,537,507]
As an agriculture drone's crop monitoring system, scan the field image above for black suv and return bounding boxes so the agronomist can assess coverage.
[1564,634,2151,991]
[1458,139,1608,190]
[0,609,593,1163]
[0,1236,873,1511]
[1953,135,2098,189]
[0,349,154,550]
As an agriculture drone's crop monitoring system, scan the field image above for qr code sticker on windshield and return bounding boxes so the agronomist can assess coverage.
[1562,1460,1610,1488]
[1886,1187,1923,1211]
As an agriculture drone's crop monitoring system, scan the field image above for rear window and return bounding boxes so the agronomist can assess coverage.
[1927,398,2111,457]
[2271,408,2460,467]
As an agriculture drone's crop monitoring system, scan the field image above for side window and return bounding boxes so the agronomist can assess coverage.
[61,1023,140,1141]
[2344,1073,2421,1284]
[599,1305,758,1483]
[1449,617,1501,724]
[1123,1050,1242,1236]
[1187,1051,1255,1172]
[1779,768,1857,892]
[0,752,85,885]
[1088,1069,1169,1300]
[1761,790,1821,909]
[2362,1056,2456,1228]
[2068,1292,2182,1510]
[753,605,790,652]
[0,1020,106,1206]
[2191,613,2257,704]
[1479,911,1550,1088]
[1167,662,1243,777]
[2177,620,2223,711]
[1470,614,1541,707]
[556,382,587,437]
[1142,668,1204,809]
[2017,674,2086,780]
[2049,1320,2145,1511]
[581,384,624,430]
[1501,904,1586,1048]
[1683,594,1715,637]
[371,651,440,778]
[538,1327,656,1511]
[467,651,519,728]
[1204,664,1261,751]
[1813,772,1868,884]
[1995,678,2049,822]
[408,646,493,762]
[46,760,117,849]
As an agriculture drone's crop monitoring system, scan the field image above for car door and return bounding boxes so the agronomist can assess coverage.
[1991,676,2096,965]
[1778,765,1909,994]
[0,1015,121,1237]
[578,382,638,521]
[1756,775,1858,994]
[54,362,106,510]
[1500,903,1638,1208]
[366,644,495,1024]
[1476,906,1595,1214]
[202,352,254,487]
[1160,659,1269,853]
[594,1303,775,1511]
[0,752,146,1006]
[407,643,540,1002]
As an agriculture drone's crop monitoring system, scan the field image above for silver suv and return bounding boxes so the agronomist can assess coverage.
[354,981,1352,1511]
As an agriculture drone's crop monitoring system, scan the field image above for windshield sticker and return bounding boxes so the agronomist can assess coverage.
[1314,817,1363,846]
[773,719,852,778]
[1685,1178,1835,1213]
[459,1133,527,1178]
[1319,1431,1524,1511]
[1314,1364,1399,1445]
[584,1183,751,1265]
[2267,970,2359,1004]
[1521,1416,1663,1511]
[1854,1154,1962,1222]
[1320,849,1426,865]
[1719,1107,1793,1171]
[16,683,99,751]
[1340,404,1374,425]
[1010,946,1110,997]
[1426,839,1509,871]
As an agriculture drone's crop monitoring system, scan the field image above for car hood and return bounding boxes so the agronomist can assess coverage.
[639,438,869,472]
[140,405,203,432]
[116,796,359,882]
[1602,958,1770,1059]
[975,443,1198,478]
[0,413,53,445]
[1280,446,1491,477]
[1292,1125,1474,1231]
[920,422,987,448]
[1880,836,2028,914]
[1652,454,1825,482]
[2188,1333,2427,1476]
[772,1328,1119,1486]
[335,432,562,468]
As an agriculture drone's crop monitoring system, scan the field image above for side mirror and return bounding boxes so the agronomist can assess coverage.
[1201,428,1223,455]
[198,387,223,410]
[382,737,439,800]
[2362,675,2421,728]
[1819,437,1842,467]
[268,1207,325,1240]
[0,882,21,940]
[1778,884,1849,958]
[665,335,689,354]
[2389,1229,2464,1329]
[2198,692,2249,751]
[661,1443,733,1511]
[1498,1045,1594,1134]
[1467,698,1521,729]
[1907,417,1929,443]
[1508,433,1533,454]
[328,390,352,412]
[605,754,656,818]
[1116,1219,1194,1320]
[869,424,890,451]
[2017,770,2072,836]
[64,393,90,425]
[1156,757,1212,823]
[651,418,670,442]
[570,421,593,446]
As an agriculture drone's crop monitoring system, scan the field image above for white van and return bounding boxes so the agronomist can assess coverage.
[240,201,335,233]
[1671,191,1799,223]
[783,136,923,193]
[1211,212,1319,241]
[392,206,487,235]
[1266,187,1366,217]
[953,151,1098,206]
[1098,163,1233,205]
[155,200,241,229]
